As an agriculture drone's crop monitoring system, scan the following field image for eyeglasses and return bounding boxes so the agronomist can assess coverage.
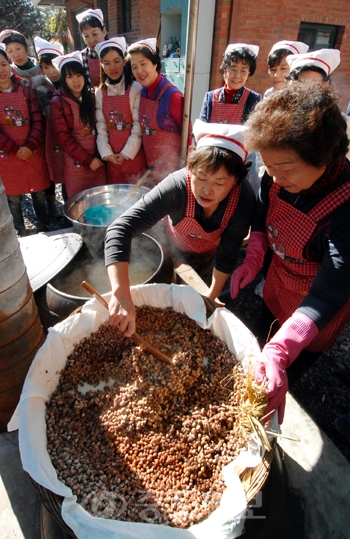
[225,66,249,75]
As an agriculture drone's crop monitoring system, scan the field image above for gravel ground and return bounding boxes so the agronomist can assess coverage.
[20,185,350,463]
[20,185,70,234]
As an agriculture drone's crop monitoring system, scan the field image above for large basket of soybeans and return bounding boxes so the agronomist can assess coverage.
[8,284,276,539]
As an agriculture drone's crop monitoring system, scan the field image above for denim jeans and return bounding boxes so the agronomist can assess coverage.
[7,191,48,234]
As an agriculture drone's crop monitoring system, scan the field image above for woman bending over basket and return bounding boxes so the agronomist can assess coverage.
[105,120,256,336]
[230,82,350,424]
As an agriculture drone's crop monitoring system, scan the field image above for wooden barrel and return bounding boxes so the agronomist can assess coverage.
[0,180,45,431]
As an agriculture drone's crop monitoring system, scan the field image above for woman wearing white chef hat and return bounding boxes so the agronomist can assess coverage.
[0,42,50,236]
[230,82,350,424]
[264,40,309,97]
[33,36,66,213]
[286,48,350,161]
[94,37,147,184]
[286,48,341,83]
[126,38,185,186]
[50,51,106,198]
[76,8,107,88]
[33,36,63,111]
[200,43,261,125]
[105,119,256,336]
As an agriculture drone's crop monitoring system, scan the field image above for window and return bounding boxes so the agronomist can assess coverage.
[99,0,109,32]
[121,0,131,33]
[298,23,340,51]
[73,8,85,49]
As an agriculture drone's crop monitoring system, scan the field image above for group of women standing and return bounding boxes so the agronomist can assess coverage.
[0,8,185,233]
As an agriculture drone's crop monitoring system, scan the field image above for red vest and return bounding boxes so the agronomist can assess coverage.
[139,82,181,185]
[210,87,250,124]
[264,181,350,351]
[60,95,106,198]
[165,172,240,254]
[0,87,49,196]
[102,87,146,184]
[45,118,65,184]
[86,54,100,88]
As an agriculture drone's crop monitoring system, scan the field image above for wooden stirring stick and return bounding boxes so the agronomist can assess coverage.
[81,281,173,366]
[119,166,154,206]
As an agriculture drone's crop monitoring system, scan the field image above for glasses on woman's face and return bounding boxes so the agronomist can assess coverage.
[225,64,249,75]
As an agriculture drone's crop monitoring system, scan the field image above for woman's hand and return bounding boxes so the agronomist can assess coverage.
[16,146,33,161]
[107,262,135,336]
[230,232,269,298]
[255,312,319,423]
[106,154,119,165]
[113,153,126,165]
[108,291,136,336]
[106,154,126,166]
[90,157,104,171]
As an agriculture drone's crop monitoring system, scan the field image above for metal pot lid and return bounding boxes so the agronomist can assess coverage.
[19,229,83,292]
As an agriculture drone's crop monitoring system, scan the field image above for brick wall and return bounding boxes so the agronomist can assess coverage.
[65,0,160,47]
[64,0,350,110]
[211,0,350,111]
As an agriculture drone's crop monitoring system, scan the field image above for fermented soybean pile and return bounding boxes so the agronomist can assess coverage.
[46,306,249,528]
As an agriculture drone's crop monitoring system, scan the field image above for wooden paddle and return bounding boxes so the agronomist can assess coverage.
[81,280,173,366]
[119,167,154,206]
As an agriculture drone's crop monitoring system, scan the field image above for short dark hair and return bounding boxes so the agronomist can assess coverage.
[220,48,257,76]
[78,15,105,33]
[267,48,292,69]
[186,145,250,185]
[2,31,27,51]
[0,49,9,62]
[286,65,330,83]
[127,45,162,73]
[38,53,57,66]
[244,81,348,167]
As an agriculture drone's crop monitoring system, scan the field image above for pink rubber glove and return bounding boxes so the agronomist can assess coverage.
[230,232,269,298]
[255,312,319,423]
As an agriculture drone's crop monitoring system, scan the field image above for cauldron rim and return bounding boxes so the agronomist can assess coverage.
[46,233,166,301]
[63,184,150,228]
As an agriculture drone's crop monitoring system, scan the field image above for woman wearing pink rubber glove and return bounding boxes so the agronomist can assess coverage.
[231,79,350,423]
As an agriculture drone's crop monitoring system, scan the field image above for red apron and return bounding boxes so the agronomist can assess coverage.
[0,88,49,196]
[86,54,100,88]
[61,95,106,198]
[102,88,147,184]
[264,181,350,352]
[210,88,250,125]
[139,83,181,185]
[45,119,65,184]
[165,172,240,254]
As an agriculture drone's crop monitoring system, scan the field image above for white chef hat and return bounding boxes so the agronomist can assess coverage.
[52,51,83,73]
[225,43,259,58]
[268,40,309,57]
[76,8,104,26]
[128,38,157,55]
[34,36,64,58]
[286,48,341,76]
[193,119,248,162]
[95,37,127,58]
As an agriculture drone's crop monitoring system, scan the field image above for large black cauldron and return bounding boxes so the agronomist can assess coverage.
[34,234,175,332]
